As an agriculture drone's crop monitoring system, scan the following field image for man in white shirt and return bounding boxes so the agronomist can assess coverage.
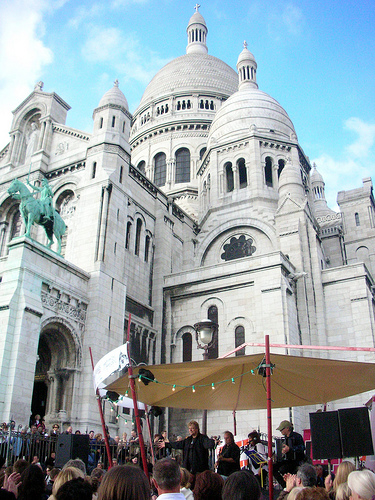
[152,458,185,499]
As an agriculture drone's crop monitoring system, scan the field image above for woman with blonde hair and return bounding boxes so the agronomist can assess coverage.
[48,467,84,500]
[325,461,356,498]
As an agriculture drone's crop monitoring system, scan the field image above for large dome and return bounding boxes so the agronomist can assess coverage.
[138,53,238,108]
[208,87,297,145]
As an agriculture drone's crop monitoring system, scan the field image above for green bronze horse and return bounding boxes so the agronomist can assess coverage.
[7,178,66,255]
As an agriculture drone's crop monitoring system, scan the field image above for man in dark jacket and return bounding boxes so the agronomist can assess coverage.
[273,420,305,488]
[215,431,240,477]
[159,420,215,475]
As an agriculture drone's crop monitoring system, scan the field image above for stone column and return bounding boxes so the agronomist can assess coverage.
[233,164,239,190]
[10,131,21,164]
[37,120,46,150]
[42,120,51,150]
[0,222,8,256]
[97,184,112,261]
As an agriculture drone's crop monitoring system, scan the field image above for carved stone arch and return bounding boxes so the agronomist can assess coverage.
[0,196,23,256]
[133,211,146,226]
[226,316,255,356]
[39,316,82,369]
[197,217,277,266]
[13,102,47,131]
[33,317,82,423]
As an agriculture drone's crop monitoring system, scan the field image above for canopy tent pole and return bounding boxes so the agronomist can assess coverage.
[126,313,150,480]
[265,335,274,500]
[145,404,156,465]
[89,347,113,470]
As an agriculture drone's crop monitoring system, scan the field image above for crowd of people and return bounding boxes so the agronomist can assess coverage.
[0,417,374,500]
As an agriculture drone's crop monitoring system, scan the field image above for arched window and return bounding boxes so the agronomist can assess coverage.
[135,219,142,256]
[154,153,166,187]
[278,159,285,178]
[125,221,132,250]
[199,147,207,160]
[144,235,150,262]
[207,305,218,359]
[225,162,234,192]
[355,213,360,226]
[137,160,146,174]
[92,162,97,179]
[238,158,247,188]
[265,157,273,187]
[235,326,245,356]
[111,116,116,127]
[119,165,123,184]
[10,209,22,241]
[99,117,103,129]
[182,332,192,362]
[175,148,190,183]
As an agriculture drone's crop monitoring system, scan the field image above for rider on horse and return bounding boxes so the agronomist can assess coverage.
[27,178,54,222]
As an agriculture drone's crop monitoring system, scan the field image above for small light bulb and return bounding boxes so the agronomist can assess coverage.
[172,384,176,392]
[231,378,235,384]
[192,385,195,393]
[211,383,215,390]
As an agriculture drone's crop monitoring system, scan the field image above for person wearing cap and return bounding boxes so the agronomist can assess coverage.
[273,420,305,489]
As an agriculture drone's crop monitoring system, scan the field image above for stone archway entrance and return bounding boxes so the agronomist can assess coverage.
[31,321,79,426]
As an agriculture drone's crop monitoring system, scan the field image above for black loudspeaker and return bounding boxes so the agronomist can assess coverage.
[310,411,342,459]
[338,407,374,458]
[55,434,90,468]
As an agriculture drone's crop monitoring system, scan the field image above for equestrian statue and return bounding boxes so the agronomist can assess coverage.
[7,178,66,255]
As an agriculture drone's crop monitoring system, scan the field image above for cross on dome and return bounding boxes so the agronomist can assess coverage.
[194,3,200,12]
[243,41,248,49]
[114,79,119,87]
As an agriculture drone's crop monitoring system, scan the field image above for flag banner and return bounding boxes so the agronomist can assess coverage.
[94,343,129,390]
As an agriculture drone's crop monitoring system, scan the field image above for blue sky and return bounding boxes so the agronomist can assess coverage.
[1,0,374,208]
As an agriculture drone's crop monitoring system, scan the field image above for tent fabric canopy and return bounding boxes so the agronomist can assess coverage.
[106,352,375,411]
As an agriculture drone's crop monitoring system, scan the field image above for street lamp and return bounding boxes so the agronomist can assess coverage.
[193,319,218,435]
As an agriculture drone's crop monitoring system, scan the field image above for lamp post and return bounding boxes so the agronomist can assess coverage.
[193,319,218,435]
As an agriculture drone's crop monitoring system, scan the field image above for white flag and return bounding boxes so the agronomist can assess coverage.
[94,343,129,390]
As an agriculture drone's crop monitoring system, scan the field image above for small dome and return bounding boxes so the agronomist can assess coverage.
[237,43,256,66]
[187,10,207,29]
[208,87,296,146]
[98,80,128,109]
[310,163,324,184]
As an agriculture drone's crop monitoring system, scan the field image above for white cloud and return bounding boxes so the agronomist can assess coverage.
[313,117,375,209]
[345,117,375,158]
[81,26,171,88]
[0,0,55,147]
[267,2,305,41]
[68,3,105,30]
[280,4,304,37]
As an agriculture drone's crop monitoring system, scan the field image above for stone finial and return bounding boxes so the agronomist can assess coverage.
[114,79,119,87]
[34,81,44,91]
[243,40,248,50]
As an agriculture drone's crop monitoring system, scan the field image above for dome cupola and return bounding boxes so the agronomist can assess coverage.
[98,79,129,110]
[236,41,258,90]
[186,4,208,54]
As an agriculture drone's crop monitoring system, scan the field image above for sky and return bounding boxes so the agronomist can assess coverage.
[1,0,374,208]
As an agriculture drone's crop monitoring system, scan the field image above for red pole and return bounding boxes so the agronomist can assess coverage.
[89,347,113,470]
[126,314,150,480]
[265,335,273,500]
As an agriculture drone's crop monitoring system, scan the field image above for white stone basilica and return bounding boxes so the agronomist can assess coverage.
[0,7,374,438]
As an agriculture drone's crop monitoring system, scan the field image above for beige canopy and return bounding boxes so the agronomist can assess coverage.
[106,352,375,411]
